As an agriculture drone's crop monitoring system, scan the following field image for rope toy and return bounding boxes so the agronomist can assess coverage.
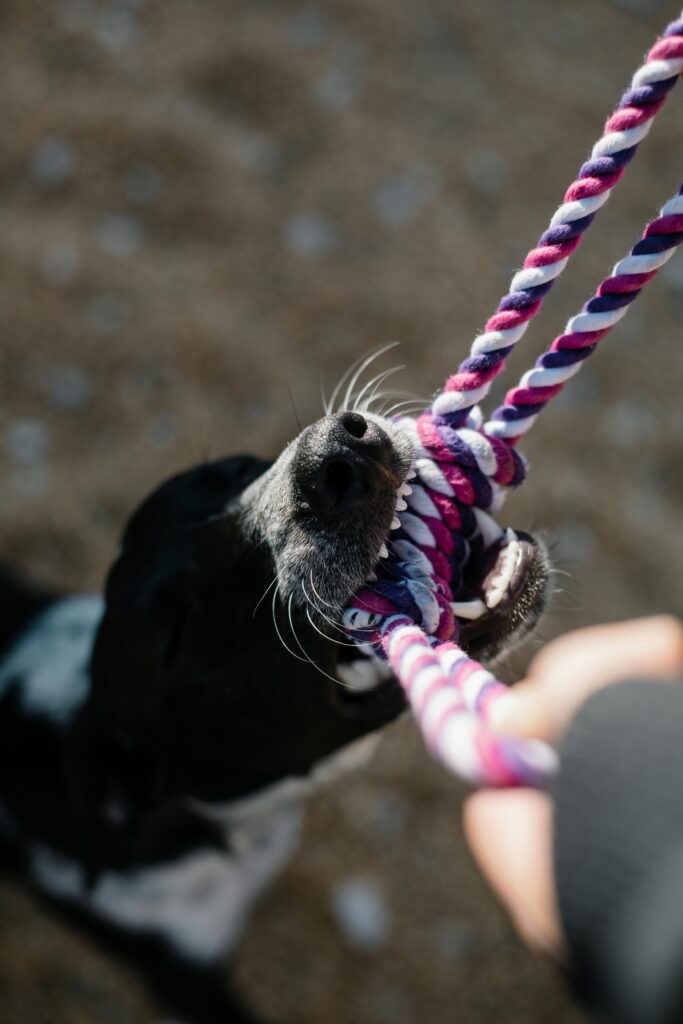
[342,12,683,788]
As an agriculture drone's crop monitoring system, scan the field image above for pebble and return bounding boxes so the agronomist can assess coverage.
[145,413,178,450]
[95,7,141,51]
[359,979,410,1024]
[11,466,53,498]
[43,367,92,411]
[228,122,282,178]
[313,41,367,113]
[330,877,390,952]
[465,148,509,196]
[41,242,81,287]
[124,164,164,207]
[368,791,410,841]
[431,916,477,965]
[282,8,332,50]
[372,163,440,228]
[5,419,51,467]
[96,214,145,255]
[58,0,92,31]
[284,212,336,257]
[30,138,77,190]
[85,294,131,335]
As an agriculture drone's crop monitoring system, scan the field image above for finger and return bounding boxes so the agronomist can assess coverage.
[464,789,564,957]
[493,616,683,742]
[529,616,683,689]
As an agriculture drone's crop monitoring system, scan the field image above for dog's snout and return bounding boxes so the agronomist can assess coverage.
[295,411,398,516]
[312,455,376,513]
[330,411,394,464]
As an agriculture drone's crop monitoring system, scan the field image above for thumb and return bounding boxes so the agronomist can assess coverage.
[464,789,564,957]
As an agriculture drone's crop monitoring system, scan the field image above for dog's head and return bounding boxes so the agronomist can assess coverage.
[89,407,549,805]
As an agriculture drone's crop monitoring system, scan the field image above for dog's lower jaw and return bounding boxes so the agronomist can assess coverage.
[457,533,552,665]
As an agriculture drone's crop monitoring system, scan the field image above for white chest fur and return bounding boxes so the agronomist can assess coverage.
[0,597,383,963]
[29,801,304,963]
[29,735,381,964]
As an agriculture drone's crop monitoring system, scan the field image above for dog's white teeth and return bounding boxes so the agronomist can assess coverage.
[505,527,518,544]
[390,516,401,530]
[451,599,487,620]
[405,469,417,480]
[395,497,408,512]
[399,482,413,496]
[474,508,506,549]
[379,543,389,559]
[484,539,524,609]
[485,586,505,609]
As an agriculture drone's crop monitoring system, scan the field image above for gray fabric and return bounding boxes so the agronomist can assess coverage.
[554,680,683,1022]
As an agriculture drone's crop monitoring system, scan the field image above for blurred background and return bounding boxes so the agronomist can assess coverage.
[0,0,682,1021]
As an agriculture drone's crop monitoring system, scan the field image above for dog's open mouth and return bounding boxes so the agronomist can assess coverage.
[336,523,549,698]
[453,528,543,619]
[451,526,550,663]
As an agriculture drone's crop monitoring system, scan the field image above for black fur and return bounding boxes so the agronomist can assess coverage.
[0,411,549,1023]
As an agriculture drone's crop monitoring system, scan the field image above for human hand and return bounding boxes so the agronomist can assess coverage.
[464,616,683,956]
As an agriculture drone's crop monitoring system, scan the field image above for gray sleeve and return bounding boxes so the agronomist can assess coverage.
[553,680,683,1023]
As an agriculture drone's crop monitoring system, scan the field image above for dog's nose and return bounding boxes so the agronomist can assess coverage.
[296,411,396,515]
[338,411,368,439]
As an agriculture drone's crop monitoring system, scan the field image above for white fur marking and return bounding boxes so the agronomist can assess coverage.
[31,803,303,962]
[0,595,103,724]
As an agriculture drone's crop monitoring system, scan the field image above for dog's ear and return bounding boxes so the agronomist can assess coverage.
[121,455,270,549]
[88,456,270,742]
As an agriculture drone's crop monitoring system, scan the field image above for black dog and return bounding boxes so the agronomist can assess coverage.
[0,408,548,1023]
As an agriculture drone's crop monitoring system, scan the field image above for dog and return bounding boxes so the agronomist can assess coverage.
[0,404,549,1023]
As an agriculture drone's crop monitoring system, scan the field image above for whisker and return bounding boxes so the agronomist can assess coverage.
[286,383,302,431]
[308,565,362,609]
[351,365,406,413]
[287,593,355,687]
[271,583,309,663]
[321,372,331,416]
[302,580,369,641]
[327,342,399,417]
[307,570,339,611]
[547,568,575,580]
[253,574,279,618]
[340,343,401,414]
[381,399,428,418]
[359,387,425,412]
[358,391,402,414]
[288,592,319,662]
[304,606,350,649]
[307,570,375,629]
[371,391,427,413]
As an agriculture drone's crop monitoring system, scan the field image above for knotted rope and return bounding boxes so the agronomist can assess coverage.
[343,13,683,788]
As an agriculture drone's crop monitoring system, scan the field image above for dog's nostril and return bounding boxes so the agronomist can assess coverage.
[308,456,374,513]
[324,458,360,506]
[340,411,368,439]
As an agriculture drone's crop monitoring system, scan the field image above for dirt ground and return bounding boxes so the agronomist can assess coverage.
[0,1,682,1022]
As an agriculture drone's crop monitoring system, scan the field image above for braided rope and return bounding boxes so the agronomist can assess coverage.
[342,13,683,788]
[432,16,683,428]
[485,185,683,440]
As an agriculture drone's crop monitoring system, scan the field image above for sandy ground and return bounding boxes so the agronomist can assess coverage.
[0,0,682,1021]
